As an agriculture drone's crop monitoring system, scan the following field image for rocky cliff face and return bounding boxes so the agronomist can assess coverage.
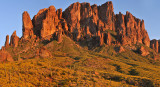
[20,1,150,48]
[32,6,67,39]
[22,11,35,39]
[99,2,115,31]
[1,1,156,62]
[150,39,159,53]
[63,1,150,47]
[104,32,112,46]
[116,12,150,47]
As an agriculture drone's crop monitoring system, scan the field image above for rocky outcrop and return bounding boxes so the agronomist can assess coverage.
[56,8,62,19]
[115,12,150,47]
[36,47,51,58]
[118,46,125,53]
[150,39,159,53]
[0,1,157,63]
[104,32,112,46]
[57,29,63,43]
[115,46,125,53]
[96,30,104,46]
[63,2,81,33]
[63,2,98,36]
[98,1,115,31]
[40,6,58,38]
[139,46,149,56]
[18,1,151,48]
[0,50,13,62]
[2,1,152,55]
[10,31,19,47]
[62,1,150,47]
[153,55,160,61]
[5,35,9,48]
[22,11,35,39]
[115,12,126,41]
[32,5,66,38]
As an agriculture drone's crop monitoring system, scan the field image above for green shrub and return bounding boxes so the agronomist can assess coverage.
[129,69,139,76]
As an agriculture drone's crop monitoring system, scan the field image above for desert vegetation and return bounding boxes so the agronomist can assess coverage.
[0,36,160,87]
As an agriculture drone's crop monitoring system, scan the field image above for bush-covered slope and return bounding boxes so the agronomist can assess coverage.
[0,35,160,87]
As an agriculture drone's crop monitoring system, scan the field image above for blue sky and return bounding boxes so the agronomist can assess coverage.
[0,0,160,47]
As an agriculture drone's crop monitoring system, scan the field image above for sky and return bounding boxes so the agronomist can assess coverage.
[0,0,160,47]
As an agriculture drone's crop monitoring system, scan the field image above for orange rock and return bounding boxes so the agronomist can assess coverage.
[10,31,19,47]
[62,1,150,47]
[63,2,81,33]
[0,50,13,62]
[115,46,125,53]
[104,32,112,46]
[32,6,65,39]
[22,11,34,39]
[56,8,62,19]
[139,46,149,56]
[99,1,115,31]
[150,39,159,53]
[116,12,126,36]
[118,46,125,53]
[57,30,63,43]
[36,47,51,58]
[32,8,48,37]
[116,11,150,47]
[40,6,58,38]
[1,1,151,51]
[5,35,9,47]
[61,20,68,31]
[96,30,104,46]
[85,26,91,35]
[99,33,104,46]
[80,2,92,20]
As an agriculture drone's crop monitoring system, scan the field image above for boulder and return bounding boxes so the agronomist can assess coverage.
[139,46,149,56]
[115,46,125,53]
[0,50,13,62]
[36,47,51,58]
[118,46,125,53]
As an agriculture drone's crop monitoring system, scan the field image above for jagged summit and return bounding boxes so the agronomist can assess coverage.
[63,1,150,47]
[0,1,157,62]
[0,1,160,86]
[22,1,149,48]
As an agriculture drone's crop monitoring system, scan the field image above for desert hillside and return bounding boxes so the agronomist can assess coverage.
[0,1,160,87]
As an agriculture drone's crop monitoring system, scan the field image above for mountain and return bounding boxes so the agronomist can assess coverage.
[0,1,160,87]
